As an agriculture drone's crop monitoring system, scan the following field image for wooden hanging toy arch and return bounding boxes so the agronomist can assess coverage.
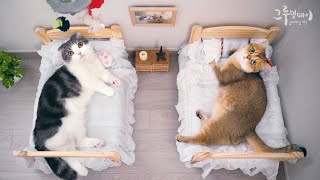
[13,25,123,164]
[188,25,305,163]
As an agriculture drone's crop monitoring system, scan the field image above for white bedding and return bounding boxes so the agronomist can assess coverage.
[176,44,293,179]
[17,38,138,174]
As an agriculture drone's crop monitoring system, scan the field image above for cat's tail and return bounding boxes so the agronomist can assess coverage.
[245,132,307,157]
[44,155,77,180]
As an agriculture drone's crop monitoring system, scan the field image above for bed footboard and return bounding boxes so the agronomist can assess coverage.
[13,150,122,164]
[191,151,305,163]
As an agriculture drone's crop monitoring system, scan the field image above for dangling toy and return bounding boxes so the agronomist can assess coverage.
[52,16,70,32]
[47,0,106,32]
[88,0,105,16]
[47,0,91,14]
[83,13,105,33]
[83,0,105,33]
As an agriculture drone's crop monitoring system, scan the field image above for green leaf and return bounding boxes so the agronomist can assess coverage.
[0,64,8,72]
[0,50,23,88]
[13,68,23,78]
[0,73,4,81]
[12,56,21,63]
[2,76,14,88]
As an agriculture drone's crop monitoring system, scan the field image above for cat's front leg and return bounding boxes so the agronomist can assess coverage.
[110,76,121,86]
[101,70,121,86]
[196,109,209,122]
[210,61,222,77]
[210,61,243,84]
[95,80,115,96]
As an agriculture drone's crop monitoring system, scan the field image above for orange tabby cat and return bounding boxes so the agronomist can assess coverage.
[176,43,306,156]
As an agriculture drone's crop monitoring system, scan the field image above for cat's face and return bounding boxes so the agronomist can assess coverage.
[236,43,271,73]
[58,32,91,63]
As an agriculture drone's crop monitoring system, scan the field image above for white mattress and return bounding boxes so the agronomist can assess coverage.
[17,38,138,174]
[176,45,293,179]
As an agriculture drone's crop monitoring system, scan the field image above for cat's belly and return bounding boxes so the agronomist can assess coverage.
[44,90,94,150]
[65,89,93,115]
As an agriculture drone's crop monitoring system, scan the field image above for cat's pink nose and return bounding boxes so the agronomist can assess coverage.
[78,52,81,55]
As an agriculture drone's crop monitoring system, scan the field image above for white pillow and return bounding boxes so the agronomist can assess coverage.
[222,38,249,57]
[202,38,221,63]
[38,38,128,68]
[202,38,271,63]
[187,39,205,61]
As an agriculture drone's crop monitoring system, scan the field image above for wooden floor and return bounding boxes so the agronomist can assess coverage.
[0,55,285,180]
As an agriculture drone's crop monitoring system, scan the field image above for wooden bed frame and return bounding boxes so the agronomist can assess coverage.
[13,25,123,164]
[35,25,123,45]
[187,25,305,163]
[189,25,280,43]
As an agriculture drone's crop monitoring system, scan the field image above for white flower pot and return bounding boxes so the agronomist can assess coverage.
[14,76,23,83]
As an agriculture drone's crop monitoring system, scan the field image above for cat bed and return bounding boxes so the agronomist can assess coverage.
[15,37,138,173]
[175,25,304,180]
[177,45,290,179]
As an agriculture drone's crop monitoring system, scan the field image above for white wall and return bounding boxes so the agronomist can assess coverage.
[274,1,320,179]
[1,0,319,179]
[1,0,316,51]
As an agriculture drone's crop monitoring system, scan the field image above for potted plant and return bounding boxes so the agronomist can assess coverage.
[0,50,23,88]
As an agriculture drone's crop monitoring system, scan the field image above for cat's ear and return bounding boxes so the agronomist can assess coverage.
[70,32,82,40]
[75,32,82,37]
[58,43,66,51]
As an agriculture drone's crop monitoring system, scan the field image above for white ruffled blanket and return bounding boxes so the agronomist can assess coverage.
[17,38,138,174]
[176,46,292,179]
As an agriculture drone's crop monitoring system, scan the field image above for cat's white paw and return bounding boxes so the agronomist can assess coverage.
[103,87,115,96]
[112,78,121,86]
[76,166,88,176]
[79,138,105,148]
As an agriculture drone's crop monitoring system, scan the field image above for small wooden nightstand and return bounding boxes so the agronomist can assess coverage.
[135,49,169,72]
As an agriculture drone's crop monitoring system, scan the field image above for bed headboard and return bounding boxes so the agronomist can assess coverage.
[189,25,280,44]
[35,25,123,45]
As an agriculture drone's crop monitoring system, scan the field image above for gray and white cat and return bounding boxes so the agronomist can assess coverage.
[33,33,121,180]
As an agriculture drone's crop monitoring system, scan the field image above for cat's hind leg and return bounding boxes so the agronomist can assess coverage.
[75,124,105,148]
[176,134,206,144]
[176,128,212,145]
[176,119,229,145]
[78,138,104,148]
